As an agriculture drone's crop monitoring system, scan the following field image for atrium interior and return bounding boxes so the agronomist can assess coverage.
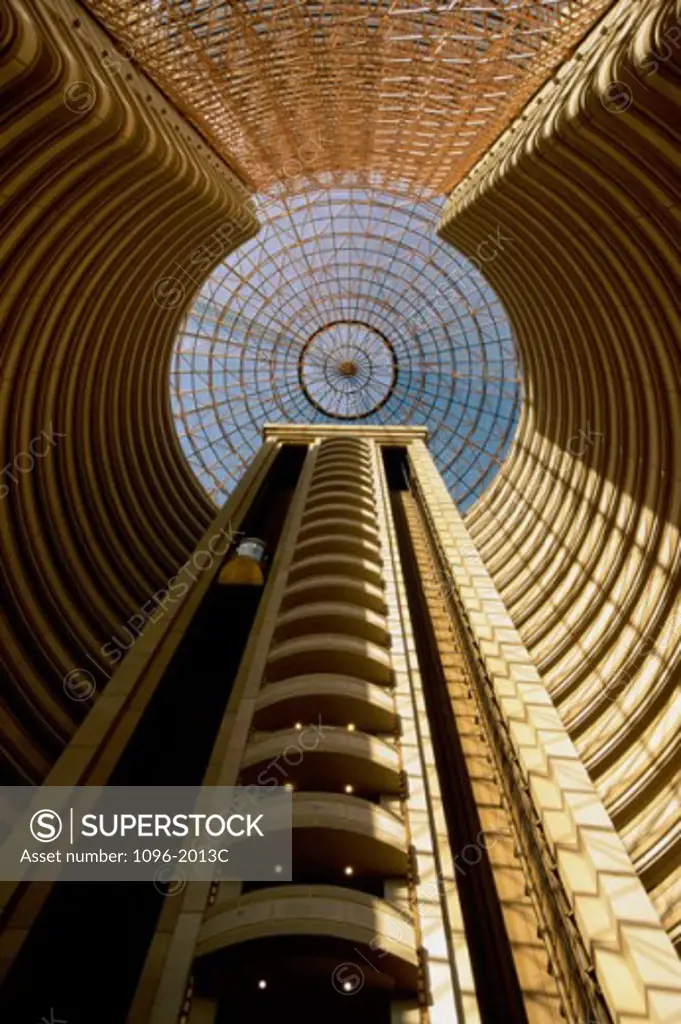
[0,2,679,1023]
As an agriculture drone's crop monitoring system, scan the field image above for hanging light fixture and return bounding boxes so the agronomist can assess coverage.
[218,537,267,586]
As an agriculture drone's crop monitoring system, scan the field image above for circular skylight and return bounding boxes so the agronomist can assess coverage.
[299,321,398,420]
[170,176,522,512]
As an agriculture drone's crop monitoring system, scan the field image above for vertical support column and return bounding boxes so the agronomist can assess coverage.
[409,440,681,1024]
[372,440,467,1024]
[400,486,560,1024]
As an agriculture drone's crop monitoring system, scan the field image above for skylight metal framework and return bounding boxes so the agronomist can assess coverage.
[84,0,613,193]
[170,179,521,511]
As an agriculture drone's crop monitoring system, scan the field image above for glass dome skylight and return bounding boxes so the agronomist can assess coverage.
[170,176,522,512]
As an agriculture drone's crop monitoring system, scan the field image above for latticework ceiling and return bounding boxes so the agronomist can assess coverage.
[170,178,521,510]
[84,1,613,193]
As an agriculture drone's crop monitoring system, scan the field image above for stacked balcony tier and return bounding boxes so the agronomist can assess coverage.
[194,437,418,1009]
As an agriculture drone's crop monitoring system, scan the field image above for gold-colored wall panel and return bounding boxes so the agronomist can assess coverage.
[0,0,256,777]
[440,0,681,948]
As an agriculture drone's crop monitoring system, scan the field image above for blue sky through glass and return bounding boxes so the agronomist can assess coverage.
[170,177,522,512]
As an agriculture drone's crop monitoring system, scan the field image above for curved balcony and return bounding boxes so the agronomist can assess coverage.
[318,439,370,455]
[305,489,374,516]
[273,602,390,649]
[316,439,369,457]
[319,436,368,447]
[312,468,373,490]
[266,633,393,685]
[294,533,383,566]
[280,575,387,616]
[253,676,397,732]
[309,479,374,502]
[312,464,372,485]
[300,501,376,530]
[313,452,372,474]
[240,726,401,794]
[297,517,379,546]
[309,467,373,488]
[304,489,375,516]
[196,886,418,995]
[290,793,408,877]
[287,553,384,590]
[307,475,374,499]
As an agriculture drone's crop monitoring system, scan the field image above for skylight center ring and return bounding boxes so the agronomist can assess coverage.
[299,320,398,420]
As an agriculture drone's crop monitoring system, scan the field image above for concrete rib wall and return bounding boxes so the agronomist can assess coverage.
[440,0,681,948]
[0,0,255,776]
